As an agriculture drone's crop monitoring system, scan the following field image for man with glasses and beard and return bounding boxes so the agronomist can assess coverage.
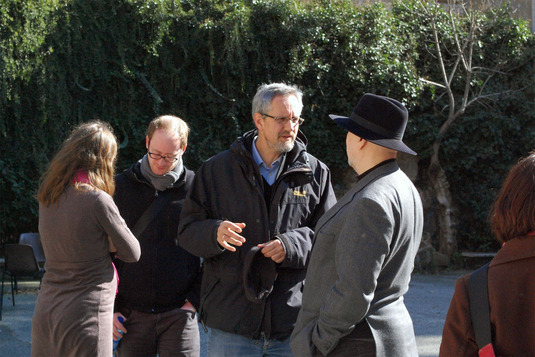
[178,83,337,356]
[112,115,202,357]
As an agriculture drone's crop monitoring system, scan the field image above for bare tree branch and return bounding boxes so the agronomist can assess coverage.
[460,20,476,110]
[418,78,447,88]
[465,87,527,107]
[427,9,458,124]
[449,5,469,73]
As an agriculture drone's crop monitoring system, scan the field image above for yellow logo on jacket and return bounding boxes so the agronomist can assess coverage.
[293,189,306,197]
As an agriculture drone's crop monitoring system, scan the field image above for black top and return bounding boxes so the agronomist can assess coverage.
[113,161,201,313]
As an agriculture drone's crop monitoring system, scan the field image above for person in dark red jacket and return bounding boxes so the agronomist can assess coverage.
[178,83,337,356]
[440,152,535,356]
[113,115,201,357]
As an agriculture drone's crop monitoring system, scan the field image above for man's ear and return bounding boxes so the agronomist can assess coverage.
[146,135,150,150]
[253,113,264,132]
[181,143,187,155]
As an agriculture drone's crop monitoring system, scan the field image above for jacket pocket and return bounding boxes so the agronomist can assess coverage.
[199,273,220,325]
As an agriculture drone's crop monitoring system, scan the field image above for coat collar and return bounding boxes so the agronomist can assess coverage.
[490,236,535,268]
[314,160,400,233]
[351,159,400,194]
[230,129,311,175]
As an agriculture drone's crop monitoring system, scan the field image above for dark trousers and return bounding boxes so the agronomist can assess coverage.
[117,308,200,357]
[313,320,376,357]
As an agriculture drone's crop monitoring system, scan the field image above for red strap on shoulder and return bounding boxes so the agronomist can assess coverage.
[479,343,496,357]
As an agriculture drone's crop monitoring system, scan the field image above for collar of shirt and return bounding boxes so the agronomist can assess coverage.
[252,136,282,186]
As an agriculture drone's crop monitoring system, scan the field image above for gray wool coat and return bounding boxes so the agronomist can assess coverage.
[290,161,423,356]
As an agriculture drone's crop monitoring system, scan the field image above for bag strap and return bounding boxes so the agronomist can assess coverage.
[131,191,171,238]
[468,262,496,357]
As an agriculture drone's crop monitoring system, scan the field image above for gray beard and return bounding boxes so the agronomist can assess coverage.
[270,138,295,154]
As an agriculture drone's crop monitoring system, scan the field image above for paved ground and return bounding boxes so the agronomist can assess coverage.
[0,282,36,357]
[0,271,464,356]
[405,271,463,357]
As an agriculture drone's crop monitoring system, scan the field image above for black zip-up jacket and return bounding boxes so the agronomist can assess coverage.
[113,161,201,313]
[178,129,337,340]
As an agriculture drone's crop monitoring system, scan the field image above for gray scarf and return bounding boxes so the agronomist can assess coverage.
[140,154,183,191]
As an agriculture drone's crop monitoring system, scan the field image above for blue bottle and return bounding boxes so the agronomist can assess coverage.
[113,316,125,351]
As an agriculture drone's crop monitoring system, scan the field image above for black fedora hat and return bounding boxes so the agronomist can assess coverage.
[329,93,416,156]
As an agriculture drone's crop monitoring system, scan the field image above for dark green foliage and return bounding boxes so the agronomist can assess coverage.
[1,0,534,253]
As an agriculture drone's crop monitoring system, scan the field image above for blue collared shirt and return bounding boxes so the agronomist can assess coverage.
[252,136,282,186]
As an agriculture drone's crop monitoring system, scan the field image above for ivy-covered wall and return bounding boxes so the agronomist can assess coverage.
[1,0,534,257]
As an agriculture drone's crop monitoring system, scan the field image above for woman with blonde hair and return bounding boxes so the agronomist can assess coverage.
[32,121,140,357]
[440,152,535,356]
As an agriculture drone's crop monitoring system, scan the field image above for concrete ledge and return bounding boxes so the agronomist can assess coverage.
[460,252,497,258]
[461,252,497,269]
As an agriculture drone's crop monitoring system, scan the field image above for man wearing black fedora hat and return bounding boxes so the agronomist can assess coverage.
[290,93,423,356]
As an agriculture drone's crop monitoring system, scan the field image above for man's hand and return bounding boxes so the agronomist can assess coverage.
[217,221,246,252]
[113,312,127,341]
[258,239,286,263]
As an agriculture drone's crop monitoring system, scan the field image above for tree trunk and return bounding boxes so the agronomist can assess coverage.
[427,141,457,258]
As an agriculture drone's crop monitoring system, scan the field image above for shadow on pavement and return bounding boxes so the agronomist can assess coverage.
[0,273,464,357]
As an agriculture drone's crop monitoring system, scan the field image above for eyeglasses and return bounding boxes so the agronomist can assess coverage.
[147,151,180,163]
[261,113,304,125]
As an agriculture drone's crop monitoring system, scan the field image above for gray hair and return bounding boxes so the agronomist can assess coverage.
[251,83,303,119]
